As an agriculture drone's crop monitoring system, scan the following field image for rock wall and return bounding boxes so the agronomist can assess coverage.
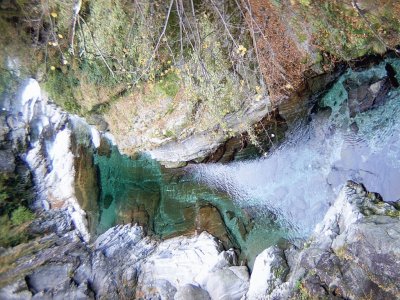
[2,78,103,241]
[0,221,249,299]
[246,181,400,300]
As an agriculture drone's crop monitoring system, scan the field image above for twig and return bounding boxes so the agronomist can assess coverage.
[351,0,399,54]
[79,16,115,78]
[152,0,175,58]
[209,0,238,48]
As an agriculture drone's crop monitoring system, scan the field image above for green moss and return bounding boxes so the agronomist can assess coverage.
[301,1,400,61]
[0,68,14,96]
[164,129,175,138]
[297,33,308,43]
[43,69,82,114]
[0,169,35,248]
[299,0,311,7]
[79,59,118,86]
[386,210,400,218]
[273,266,287,278]
[0,209,34,248]
[159,72,180,98]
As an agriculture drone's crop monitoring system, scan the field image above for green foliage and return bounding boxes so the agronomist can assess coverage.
[44,69,82,114]
[79,59,118,86]
[0,68,13,96]
[301,1,400,61]
[159,72,180,98]
[0,172,35,248]
[0,173,32,214]
[11,206,34,226]
[0,212,33,248]
[299,0,311,6]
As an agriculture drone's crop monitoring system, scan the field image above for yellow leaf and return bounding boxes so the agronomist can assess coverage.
[50,66,56,71]
[285,83,293,90]
[58,34,63,39]
[50,12,58,18]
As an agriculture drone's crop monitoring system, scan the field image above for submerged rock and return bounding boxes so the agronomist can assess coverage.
[247,181,400,299]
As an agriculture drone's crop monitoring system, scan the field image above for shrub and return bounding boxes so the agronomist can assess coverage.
[11,206,35,226]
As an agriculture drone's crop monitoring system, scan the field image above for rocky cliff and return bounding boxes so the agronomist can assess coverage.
[246,181,400,300]
[1,1,400,299]
[1,0,399,166]
[1,81,399,297]
[1,176,398,299]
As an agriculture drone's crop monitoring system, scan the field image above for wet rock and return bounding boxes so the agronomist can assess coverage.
[97,137,112,157]
[86,114,109,132]
[117,204,150,227]
[250,181,400,299]
[196,204,232,248]
[385,63,399,88]
[344,77,392,117]
[204,109,288,163]
[73,144,99,232]
[0,114,9,143]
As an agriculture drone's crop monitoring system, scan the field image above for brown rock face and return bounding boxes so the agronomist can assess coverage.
[73,145,99,233]
[195,204,232,248]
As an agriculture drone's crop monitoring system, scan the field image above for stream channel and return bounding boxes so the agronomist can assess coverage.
[89,57,400,268]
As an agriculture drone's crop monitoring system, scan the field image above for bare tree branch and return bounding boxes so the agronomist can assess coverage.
[69,0,82,55]
[79,16,115,78]
[351,0,399,54]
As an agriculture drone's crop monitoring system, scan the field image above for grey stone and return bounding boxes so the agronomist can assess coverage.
[29,209,74,236]
[0,149,15,173]
[26,264,73,294]
[174,284,210,300]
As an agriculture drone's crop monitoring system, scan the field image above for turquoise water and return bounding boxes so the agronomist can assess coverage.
[93,148,288,267]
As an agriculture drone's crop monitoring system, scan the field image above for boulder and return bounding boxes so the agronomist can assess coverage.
[136,231,249,299]
[174,284,210,300]
[247,246,289,299]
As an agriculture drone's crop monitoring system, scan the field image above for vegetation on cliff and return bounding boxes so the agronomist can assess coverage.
[0,0,399,155]
[0,173,34,247]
